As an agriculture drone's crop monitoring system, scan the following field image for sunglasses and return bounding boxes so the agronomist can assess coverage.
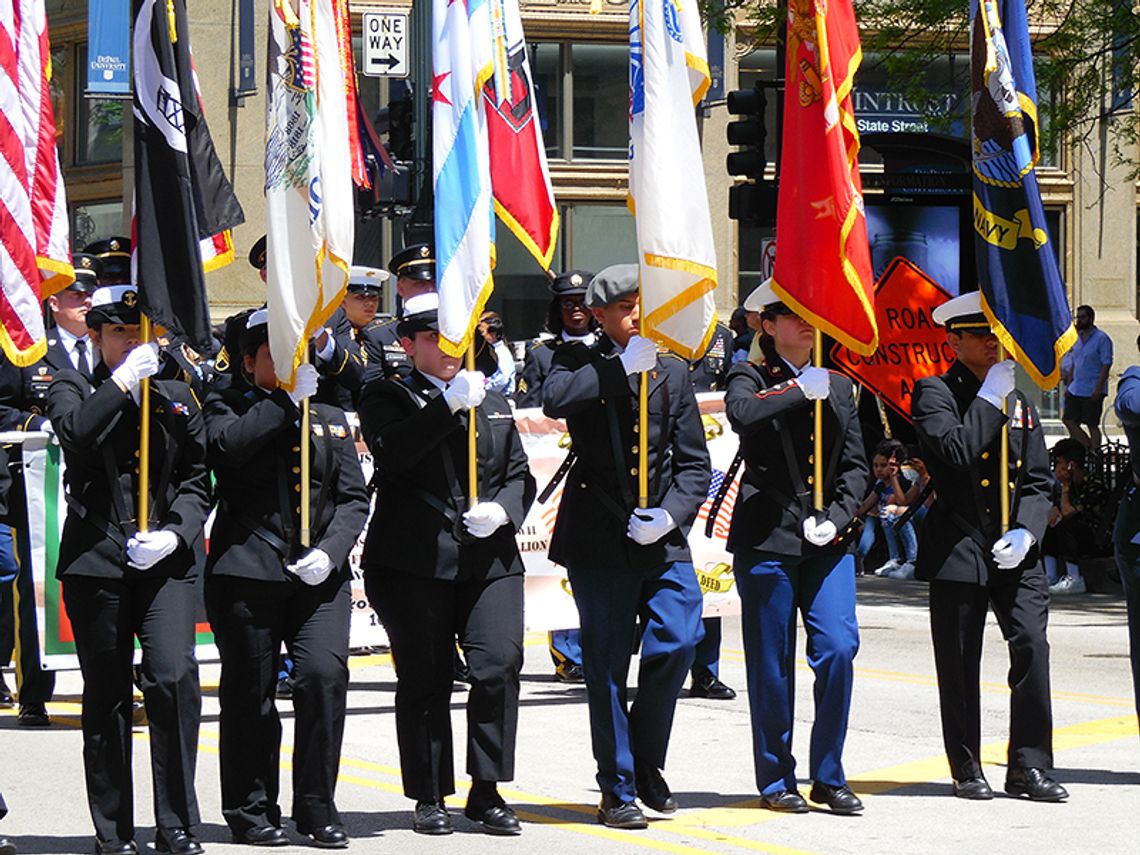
[560,298,587,311]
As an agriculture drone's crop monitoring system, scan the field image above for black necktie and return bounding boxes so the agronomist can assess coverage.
[74,337,92,379]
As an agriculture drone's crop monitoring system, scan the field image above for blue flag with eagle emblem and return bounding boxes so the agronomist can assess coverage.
[970,0,1075,387]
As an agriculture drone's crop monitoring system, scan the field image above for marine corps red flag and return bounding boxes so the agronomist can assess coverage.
[772,0,876,356]
[484,0,558,270]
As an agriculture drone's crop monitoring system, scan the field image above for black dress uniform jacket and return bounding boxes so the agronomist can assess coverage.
[313,307,367,411]
[912,360,1052,585]
[204,385,369,579]
[688,323,734,394]
[516,338,558,408]
[358,370,535,581]
[724,358,867,557]
[48,367,210,579]
[542,337,710,572]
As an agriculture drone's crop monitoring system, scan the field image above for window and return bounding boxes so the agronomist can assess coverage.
[530,42,628,161]
[71,200,124,249]
[75,45,124,165]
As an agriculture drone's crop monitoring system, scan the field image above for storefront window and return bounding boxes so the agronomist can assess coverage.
[76,44,124,165]
[532,43,562,159]
[570,44,627,159]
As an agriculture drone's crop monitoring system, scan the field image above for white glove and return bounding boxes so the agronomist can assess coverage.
[627,507,677,545]
[112,342,160,393]
[797,366,831,401]
[978,359,1016,409]
[125,529,180,570]
[313,328,335,363]
[462,501,511,538]
[619,335,658,376]
[443,370,486,413]
[991,527,1036,569]
[287,363,320,406]
[286,548,334,586]
[802,516,838,546]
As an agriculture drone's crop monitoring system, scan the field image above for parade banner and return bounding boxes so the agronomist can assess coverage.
[969,0,1074,387]
[86,0,130,95]
[830,257,954,420]
[25,397,741,669]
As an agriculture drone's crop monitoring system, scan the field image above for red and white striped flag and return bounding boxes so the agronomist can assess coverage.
[0,0,73,367]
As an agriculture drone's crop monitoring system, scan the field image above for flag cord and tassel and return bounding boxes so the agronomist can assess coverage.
[138,316,152,533]
[467,345,478,508]
[300,350,311,548]
[638,370,649,509]
[813,328,823,510]
[998,343,1010,533]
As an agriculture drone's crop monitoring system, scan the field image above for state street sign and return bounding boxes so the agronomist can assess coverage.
[362,11,409,78]
[830,257,955,421]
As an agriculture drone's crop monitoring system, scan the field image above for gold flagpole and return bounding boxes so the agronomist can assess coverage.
[812,328,823,510]
[467,344,478,508]
[300,351,311,548]
[138,315,152,533]
[998,343,1010,532]
[638,371,649,509]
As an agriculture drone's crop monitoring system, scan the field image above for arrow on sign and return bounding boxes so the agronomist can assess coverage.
[372,54,400,71]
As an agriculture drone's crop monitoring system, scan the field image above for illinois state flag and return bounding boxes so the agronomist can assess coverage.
[970,0,1074,387]
[629,0,717,360]
[434,0,495,357]
[772,0,876,356]
[265,0,359,386]
[484,0,558,270]
[0,0,73,367]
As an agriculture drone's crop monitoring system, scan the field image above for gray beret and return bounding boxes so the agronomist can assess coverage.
[585,264,640,308]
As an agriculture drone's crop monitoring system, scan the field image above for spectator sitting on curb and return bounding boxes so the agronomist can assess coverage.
[1043,438,1111,595]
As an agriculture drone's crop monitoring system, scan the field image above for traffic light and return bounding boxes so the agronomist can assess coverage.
[725,83,767,180]
[728,183,778,227]
[387,95,414,162]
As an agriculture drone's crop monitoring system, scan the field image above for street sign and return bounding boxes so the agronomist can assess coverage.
[830,257,955,421]
[362,11,409,78]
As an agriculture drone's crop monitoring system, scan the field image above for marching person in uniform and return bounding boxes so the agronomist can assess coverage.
[366,244,439,380]
[542,264,709,829]
[515,269,596,682]
[358,292,535,836]
[47,285,211,855]
[912,291,1065,802]
[686,321,737,701]
[724,280,867,815]
[203,309,368,848]
[339,265,391,382]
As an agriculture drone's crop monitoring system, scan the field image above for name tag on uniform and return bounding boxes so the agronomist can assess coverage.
[487,412,514,421]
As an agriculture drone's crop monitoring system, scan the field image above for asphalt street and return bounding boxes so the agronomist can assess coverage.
[1,575,1137,855]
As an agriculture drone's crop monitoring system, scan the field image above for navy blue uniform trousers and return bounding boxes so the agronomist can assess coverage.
[568,560,703,803]
[734,551,859,795]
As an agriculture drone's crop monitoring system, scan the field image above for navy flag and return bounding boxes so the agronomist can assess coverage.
[970,0,1075,387]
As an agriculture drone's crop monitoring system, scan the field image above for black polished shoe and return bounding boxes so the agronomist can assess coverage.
[808,782,863,814]
[1004,767,1068,802]
[597,794,647,829]
[94,839,137,855]
[634,764,678,813]
[555,663,585,684]
[0,673,13,708]
[413,800,453,835]
[0,835,14,855]
[953,776,994,800]
[464,802,521,836]
[758,790,809,813]
[275,676,294,701]
[17,702,49,727]
[689,672,736,701]
[298,825,348,849]
[130,700,147,728]
[155,827,203,855]
[231,825,288,846]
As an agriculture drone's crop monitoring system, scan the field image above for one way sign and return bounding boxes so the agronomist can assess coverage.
[362,11,408,78]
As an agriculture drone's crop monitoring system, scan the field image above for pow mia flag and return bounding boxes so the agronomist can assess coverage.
[132,0,244,354]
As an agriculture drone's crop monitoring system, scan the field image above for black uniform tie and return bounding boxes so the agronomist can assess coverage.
[74,337,93,381]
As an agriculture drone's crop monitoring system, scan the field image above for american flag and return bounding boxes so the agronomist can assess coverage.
[0,0,73,367]
[694,467,738,541]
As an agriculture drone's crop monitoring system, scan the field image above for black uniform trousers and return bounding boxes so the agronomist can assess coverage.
[62,574,201,844]
[1,524,55,705]
[928,572,1053,779]
[365,570,524,801]
[205,576,351,835]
